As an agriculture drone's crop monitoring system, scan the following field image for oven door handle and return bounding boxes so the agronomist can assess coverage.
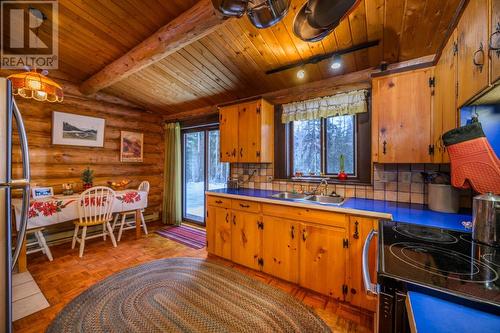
[362,229,379,295]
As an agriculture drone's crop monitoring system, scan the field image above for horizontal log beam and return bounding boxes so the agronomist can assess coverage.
[79,0,228,95]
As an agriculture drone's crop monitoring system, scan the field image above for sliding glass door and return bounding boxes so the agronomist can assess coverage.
[182,127,229,224]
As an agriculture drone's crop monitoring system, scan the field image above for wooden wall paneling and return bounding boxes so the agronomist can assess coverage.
[383,0,407,63]
[365,0,385,67]
[429,0,464,53]
[348,0,371,73]
[398,0,428,61]
[11,97,165,218]
[333,19,358,74]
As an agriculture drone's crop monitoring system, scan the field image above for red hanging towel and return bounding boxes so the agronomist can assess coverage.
[443,122,500,194]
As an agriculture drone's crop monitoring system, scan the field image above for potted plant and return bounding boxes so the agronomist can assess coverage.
[81,167,94,190]
[337,154,347,181]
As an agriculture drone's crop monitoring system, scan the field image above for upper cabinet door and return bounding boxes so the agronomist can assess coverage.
[457,0,489,106]
[491,0,500,83]
[219,105,239,163]
[433,30,458,163]
[372,68,434,163]
[238,101,262,163]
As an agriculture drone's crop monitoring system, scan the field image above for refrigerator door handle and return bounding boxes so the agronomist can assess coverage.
[362,229,379,295]
[11,99,30,268]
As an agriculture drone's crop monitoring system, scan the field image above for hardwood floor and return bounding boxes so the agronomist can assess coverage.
[14,221,374,333]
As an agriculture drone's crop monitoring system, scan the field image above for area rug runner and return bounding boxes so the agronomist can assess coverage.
[47,258,330,333]
[155,224,206,249]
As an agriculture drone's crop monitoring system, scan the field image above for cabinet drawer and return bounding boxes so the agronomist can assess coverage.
[231,199,261,213]
[207,196,231,208]
[262,204,347,228]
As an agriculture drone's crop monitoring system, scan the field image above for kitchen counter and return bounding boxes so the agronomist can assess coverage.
[206,188,472,231]
[406,291,500,333]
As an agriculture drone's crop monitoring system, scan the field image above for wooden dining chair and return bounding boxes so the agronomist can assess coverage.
[72,186,117,257]
[112,181,149,242]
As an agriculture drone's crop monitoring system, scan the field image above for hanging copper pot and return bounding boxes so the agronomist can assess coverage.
[293,2,333,42]
[211,0,249,17]
[247,0,290,29]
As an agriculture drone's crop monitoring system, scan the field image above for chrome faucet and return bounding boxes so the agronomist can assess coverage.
[310,178,329,196]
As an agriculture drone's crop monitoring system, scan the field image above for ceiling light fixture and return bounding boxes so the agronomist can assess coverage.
[8,71,64,102]
[296,69,306,79]
[331,56,342,70]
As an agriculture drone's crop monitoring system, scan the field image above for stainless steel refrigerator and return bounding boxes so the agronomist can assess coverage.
[1,77,31,332]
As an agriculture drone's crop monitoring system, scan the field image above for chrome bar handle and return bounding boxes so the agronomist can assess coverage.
[11,98,30,268]
[362,229,379,295]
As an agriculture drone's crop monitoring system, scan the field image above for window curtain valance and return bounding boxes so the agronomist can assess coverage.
[281,89,369,123]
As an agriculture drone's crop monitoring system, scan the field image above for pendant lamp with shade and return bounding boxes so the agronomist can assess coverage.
[7,70,64,103]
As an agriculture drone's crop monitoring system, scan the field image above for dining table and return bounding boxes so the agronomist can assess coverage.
[12,189,148,272]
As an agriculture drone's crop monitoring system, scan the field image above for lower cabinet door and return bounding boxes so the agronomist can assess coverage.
[348,216,378,312]
[206,206,215,254]
[214,207,231,259]
[299,224,348,299]
[261,216,299,283]
[231,211,261,270]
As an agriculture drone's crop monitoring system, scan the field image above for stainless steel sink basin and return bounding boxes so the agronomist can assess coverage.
[304,195,345,205]
[271,192,308,200]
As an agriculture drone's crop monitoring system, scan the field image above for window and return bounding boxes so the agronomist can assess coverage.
[182,127,229,224]
[291,115,357,177]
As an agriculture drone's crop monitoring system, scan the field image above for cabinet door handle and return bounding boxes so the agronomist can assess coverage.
[240,148,243,157]
[239,203,250,208]
[489,22,500,58]
[232,148,236,157]
[353,221,359,239]
[225,213,229,223]
[232,215,236,225]
[302,229,308,242]
[290,225,295,239]
[473,42,485,72]
[382,141,387,155]
[215,200,223,204]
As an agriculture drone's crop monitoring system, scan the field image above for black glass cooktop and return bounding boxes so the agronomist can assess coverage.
[379,221,500,306]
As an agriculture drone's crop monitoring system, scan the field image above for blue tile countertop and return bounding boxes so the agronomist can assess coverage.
[206,188,472,232]
[407,291,500,333]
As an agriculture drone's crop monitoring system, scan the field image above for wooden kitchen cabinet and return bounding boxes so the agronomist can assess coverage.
[433,30,458,163]
[299,224,348,299]
[206,207,215,254]
[348,216,378,312]
[262,216,300,283]
[231,210,261,270]
[457,0,489,106]
[219,98,274,163]
[491,0,500,83]
[219,104,239,163]
[372,68,434,163]
[213,207,232,260]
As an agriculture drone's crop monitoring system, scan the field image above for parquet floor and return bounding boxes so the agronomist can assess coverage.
[14,221,374,333]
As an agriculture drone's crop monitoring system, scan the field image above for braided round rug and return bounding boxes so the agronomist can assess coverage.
[47,257,331,333]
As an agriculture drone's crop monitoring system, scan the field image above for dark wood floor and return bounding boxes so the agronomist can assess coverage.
[14,221,374,333]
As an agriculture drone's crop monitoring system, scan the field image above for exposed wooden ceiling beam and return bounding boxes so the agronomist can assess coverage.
[79,0,228,95]
[162,55,436,122]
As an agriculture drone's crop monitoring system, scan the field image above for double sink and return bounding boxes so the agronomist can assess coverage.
[270,192,346,206]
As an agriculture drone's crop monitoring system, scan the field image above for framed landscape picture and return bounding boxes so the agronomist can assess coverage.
[120,131,144,162]
[52,111,105,147]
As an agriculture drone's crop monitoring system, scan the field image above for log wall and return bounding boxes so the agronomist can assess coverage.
[12,95,165,218]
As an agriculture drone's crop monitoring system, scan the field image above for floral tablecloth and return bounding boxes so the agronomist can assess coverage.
[12,190,148,230]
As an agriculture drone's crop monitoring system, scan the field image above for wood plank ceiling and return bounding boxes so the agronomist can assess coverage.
[54,0,461,114]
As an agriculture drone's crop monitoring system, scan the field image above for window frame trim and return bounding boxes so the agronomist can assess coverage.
[290,116,358,179]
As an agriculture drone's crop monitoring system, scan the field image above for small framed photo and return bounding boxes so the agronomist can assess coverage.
[120,131,144,162]
[52,111,105,147]
[32,187,54,199]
